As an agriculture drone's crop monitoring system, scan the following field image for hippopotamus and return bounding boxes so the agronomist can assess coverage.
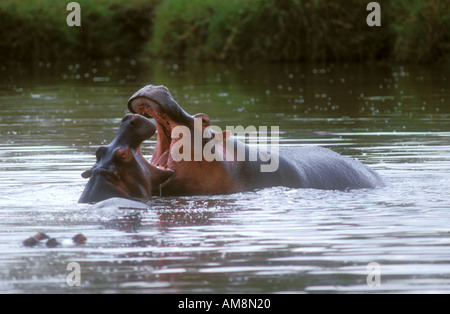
[78,114,174,203]
[126,85,384,196]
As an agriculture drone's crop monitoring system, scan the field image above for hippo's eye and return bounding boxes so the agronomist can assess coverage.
[114,147,132,162]
[95,146,108,161]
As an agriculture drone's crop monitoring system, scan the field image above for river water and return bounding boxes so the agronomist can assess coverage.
[0,59,449,293]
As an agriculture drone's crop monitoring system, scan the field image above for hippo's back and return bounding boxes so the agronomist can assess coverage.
[279,146,384,190]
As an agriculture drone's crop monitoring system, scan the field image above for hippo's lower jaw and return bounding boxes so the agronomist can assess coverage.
[127,85,204,184]
[128,98,178,180]
[78,173,130,204]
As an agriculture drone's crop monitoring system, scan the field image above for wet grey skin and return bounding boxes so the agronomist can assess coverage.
[127,85,385,195]
[78,114,173,203]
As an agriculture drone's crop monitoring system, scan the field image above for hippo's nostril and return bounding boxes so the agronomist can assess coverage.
[93,168,120,181]
[121,114,135,123]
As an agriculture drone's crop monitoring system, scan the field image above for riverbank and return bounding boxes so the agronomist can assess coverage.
[1,0,449,64]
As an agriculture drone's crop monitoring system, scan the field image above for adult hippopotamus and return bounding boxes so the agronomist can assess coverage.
[78,114,174,203]
[127,85,384,196]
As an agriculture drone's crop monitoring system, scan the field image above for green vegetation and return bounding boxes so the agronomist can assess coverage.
[151,0,393,62]
[0,0,158,63]
[1,0,449,64]
[390,0,450,63]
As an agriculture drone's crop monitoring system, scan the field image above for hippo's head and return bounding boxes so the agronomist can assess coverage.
[127,87,208,164]
[78,114,174,203]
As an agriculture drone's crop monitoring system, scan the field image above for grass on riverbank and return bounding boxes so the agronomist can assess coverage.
[151,0,394,62]
[0,0,158,63]
[1,0,449,64]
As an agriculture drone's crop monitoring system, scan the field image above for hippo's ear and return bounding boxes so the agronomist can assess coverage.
[81,169,92,179]
[193,113,210,128]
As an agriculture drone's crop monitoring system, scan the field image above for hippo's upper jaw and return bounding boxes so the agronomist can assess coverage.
[78,114,174,204]
[127,85,193,125]
[127,86,205,183]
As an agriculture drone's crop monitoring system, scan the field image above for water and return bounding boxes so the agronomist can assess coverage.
[1,60,449,293]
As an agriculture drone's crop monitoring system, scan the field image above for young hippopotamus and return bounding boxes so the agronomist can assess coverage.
[78,114,173,203]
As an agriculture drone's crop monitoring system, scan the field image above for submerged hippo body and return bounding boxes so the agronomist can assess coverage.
[127,85,384,196]
[273,146,383,190]
[78,114,173,203]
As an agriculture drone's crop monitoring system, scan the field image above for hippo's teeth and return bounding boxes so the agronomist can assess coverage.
[155,150,170,168]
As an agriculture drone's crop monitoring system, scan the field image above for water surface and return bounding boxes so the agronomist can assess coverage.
[0,60,449,293]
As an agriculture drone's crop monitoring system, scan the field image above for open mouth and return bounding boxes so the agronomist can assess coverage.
[130,98,177,173]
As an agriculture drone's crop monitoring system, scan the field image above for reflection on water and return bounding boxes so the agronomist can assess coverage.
[0,60,450,293]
